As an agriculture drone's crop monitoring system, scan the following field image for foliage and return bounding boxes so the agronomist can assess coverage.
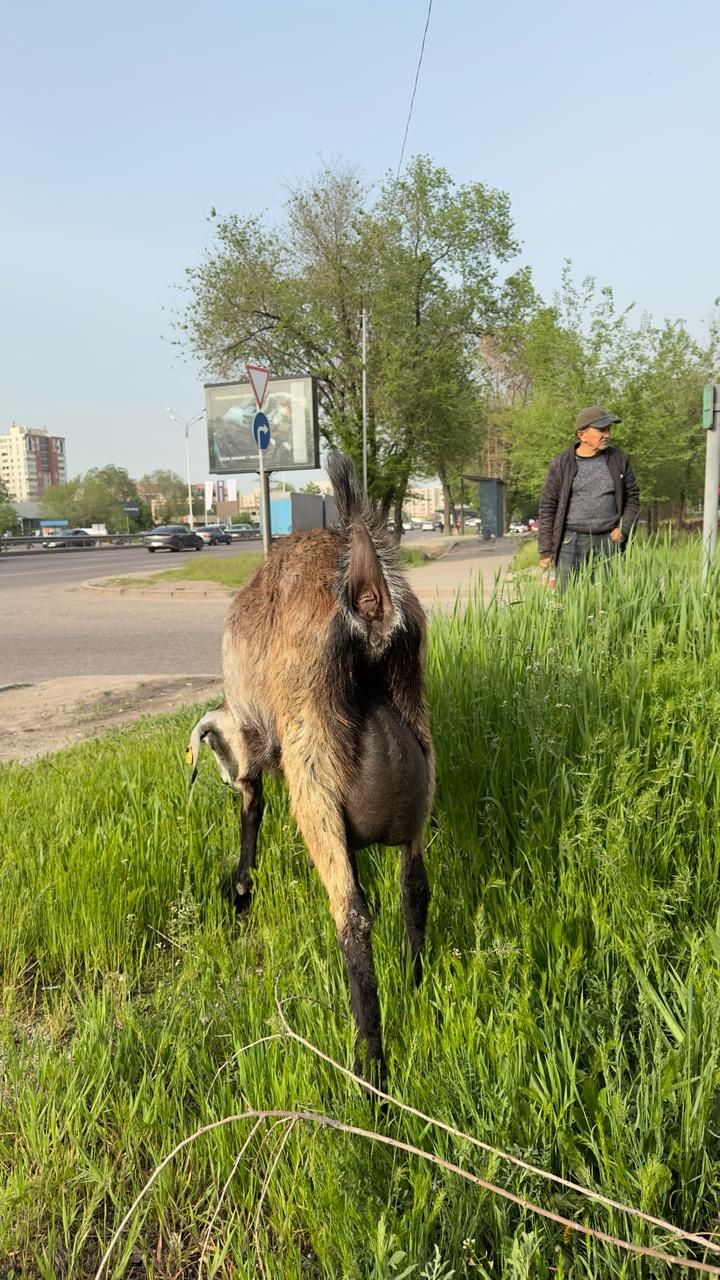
[41,465,150,532]
[138,468,201,521]
[4,542,720,1274]
[179,158,527,527]
[0,500,21,535]
[479,264,719,521]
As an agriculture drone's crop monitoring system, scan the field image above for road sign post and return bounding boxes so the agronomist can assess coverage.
[246,365,272,556]
[702,384,720,583]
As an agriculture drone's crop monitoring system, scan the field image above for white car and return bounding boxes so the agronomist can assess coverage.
[421,521,435,531]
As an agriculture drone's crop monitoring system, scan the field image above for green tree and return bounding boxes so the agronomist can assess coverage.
[0,501,21,535]
[41,466,146,532]
[180,158,526,530]
[301,481,321,494]
[138,469,196,521]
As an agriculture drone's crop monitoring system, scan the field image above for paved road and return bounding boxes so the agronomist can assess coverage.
[0,532,508,688]
[0,540,260,589]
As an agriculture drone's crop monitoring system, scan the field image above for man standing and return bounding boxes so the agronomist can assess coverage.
[538,406,640,585]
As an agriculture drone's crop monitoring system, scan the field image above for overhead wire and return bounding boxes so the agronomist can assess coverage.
[395,0,434,183]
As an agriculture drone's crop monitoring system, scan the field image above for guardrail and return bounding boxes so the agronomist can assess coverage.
[0,529,262,556]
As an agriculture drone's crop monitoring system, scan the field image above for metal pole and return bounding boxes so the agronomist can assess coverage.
[702,385,720,583]
[258,448,271,558]
[185,426,195,531]
[361,308,368,496]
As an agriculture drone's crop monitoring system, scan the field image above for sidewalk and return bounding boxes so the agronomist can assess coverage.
[406,536,516,609]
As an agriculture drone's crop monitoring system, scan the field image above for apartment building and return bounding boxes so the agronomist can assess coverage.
[0,425,67,501]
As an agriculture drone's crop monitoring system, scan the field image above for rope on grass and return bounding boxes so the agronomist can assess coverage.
[93,1107,720,1279]
[275,986,720,1258]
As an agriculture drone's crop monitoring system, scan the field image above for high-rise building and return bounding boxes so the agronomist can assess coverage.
[0,425,67,501]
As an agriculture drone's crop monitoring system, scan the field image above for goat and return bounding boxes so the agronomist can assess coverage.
[187,452,435,1081]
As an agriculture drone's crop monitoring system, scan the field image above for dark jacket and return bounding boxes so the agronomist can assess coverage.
[538,444,640,563]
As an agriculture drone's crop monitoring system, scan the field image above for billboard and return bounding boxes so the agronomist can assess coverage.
[205,376,319,474]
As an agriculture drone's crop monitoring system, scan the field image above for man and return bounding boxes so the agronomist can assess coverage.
[538,406,640,585]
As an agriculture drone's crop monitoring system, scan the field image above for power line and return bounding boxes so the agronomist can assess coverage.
[395,0,434,184]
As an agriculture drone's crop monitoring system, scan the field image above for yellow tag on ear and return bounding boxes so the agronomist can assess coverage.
[184,748,193,765]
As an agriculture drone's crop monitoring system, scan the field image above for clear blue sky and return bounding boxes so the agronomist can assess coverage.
[2,0,718,488]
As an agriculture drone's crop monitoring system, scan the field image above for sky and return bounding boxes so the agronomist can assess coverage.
[2,0,719,491]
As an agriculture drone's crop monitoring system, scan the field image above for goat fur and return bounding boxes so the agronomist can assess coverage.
[187,452,435,1079]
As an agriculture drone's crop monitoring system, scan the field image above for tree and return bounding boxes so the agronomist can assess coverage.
[301,481,321,494]
[41,465,147,532]
[138,469,197,520]
[179,158,527,530]
[0,501,20,535]
[0,477,12,504]
[478,265,718,525]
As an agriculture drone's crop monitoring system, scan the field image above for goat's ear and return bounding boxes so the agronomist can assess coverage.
[186,708,239,786]
[348,523,392,623]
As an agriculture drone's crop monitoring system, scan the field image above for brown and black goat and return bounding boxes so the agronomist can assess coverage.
[187,452,435,1080]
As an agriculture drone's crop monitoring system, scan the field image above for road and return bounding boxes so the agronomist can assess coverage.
[0,540,259,589]
[0,531,497,688]
[0,546,244,685]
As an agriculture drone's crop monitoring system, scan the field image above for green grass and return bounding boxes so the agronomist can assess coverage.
[151,552,263,587]
[108,545,433,592]
[510,536,540,572]
[3,538,720,1276]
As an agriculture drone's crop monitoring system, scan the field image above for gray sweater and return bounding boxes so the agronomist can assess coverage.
[564,455,618,532]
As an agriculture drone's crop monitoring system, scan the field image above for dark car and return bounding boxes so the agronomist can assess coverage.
[196,524,232,546]
[42,528,97,548]
[227,523,260,540]
[143,525,204,553]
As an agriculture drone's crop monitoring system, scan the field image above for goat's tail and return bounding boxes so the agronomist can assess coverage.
[326,451,367,530]
[326,451,398,643]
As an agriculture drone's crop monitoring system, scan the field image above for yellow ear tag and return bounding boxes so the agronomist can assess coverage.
[184,748,193,765]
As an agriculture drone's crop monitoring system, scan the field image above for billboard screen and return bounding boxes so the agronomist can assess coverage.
[205,376,319,474]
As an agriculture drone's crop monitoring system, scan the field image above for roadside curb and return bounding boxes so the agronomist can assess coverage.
[79,578,233,600]
[79,537,459,601]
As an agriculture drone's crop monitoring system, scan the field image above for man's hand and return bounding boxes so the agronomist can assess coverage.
[610,527,624,543]
[539,556,553,570]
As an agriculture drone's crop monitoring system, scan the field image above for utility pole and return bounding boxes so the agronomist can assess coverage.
[361,308,368,496]
[166,407,204,531]
[702,384,720,583]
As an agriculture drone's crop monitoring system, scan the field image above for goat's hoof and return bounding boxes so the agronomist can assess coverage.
[233,883,253,914]
[306,854,315,870]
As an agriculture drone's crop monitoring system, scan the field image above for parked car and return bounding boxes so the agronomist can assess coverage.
[42,528,97,548]
[195,524,232,545]
[421,521,435,532]
[143,525,204,553]
[508,521,530,535]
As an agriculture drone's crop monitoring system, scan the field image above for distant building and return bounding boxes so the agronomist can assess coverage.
[404,484,443,522]
[0,425,67,502]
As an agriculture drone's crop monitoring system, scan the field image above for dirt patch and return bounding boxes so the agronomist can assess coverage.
[0,674,223,764]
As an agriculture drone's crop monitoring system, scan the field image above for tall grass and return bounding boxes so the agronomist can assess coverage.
[2,538,720,1277]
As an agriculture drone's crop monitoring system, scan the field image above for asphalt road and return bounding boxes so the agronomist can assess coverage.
[0,530,455,688]
[0,546,244,685]
[0,540,260,589]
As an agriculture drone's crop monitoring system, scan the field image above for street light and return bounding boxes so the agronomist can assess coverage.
[166,406,204,530]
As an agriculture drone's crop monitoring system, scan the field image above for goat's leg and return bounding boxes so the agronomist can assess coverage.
[284,759,385,1084]
[233,774,264,913]
[400,839,430,985]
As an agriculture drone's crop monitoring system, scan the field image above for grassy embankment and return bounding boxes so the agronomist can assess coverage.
[109,544,434,590]
[3,539,720,1277]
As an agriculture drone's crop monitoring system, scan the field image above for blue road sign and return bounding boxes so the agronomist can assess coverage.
[253,411,270,449]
